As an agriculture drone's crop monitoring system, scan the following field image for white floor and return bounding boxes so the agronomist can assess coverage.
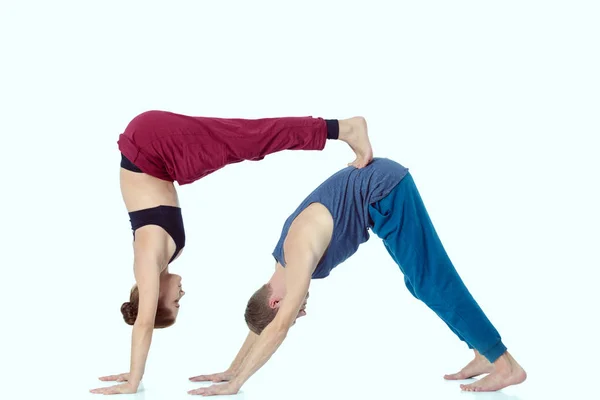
[72,345,592,400]
[77,370,580,400]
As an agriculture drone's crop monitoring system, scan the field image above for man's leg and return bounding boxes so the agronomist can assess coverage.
[401,273,495,381]
[369,173,526,392]
[383,238,495,380]
[400,274,473,348]
[383,241,475,349]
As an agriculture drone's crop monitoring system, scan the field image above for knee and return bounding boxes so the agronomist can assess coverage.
[403,278,419,299]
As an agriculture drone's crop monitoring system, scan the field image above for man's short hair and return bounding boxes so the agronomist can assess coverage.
[244,284,278,335]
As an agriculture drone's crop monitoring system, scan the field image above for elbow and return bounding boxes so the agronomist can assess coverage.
[133,307,158,329]
[273,327,289,344]
[275,324,289,338]
[271,319,292,338]
[132,322,155,342]
[133,319,155,331]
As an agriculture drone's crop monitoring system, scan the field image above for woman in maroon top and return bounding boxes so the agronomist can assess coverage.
[90,110,373,395]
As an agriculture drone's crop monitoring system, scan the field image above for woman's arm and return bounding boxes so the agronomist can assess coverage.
[127,250,162,388]
[91,227,167,395]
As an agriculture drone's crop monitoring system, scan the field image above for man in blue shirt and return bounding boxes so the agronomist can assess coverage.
[189,158,527,395]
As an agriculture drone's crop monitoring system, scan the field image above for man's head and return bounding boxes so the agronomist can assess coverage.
[244,282,309,335]
[121,273,186,328]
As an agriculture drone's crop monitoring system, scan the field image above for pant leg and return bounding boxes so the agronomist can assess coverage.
[368,173,506,363]
[203,116,330,159]
[175,116,333,184]
[119,111,336,184]
[383,240,473,349]
[402,273,474,349]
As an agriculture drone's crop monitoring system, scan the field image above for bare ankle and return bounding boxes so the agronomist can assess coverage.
[338,119,354,137]
[492,352,515,370]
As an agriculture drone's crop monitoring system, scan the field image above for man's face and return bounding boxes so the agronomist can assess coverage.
[293,292,309,324]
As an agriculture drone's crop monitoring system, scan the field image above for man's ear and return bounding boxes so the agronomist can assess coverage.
[268,297,281,309]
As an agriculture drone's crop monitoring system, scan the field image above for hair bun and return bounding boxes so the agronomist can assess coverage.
[120,302,137,325]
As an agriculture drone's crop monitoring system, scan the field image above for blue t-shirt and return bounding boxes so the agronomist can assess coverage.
[272,158,409,278]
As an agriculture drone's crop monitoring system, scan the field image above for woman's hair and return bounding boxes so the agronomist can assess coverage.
[244,284,278,335]
[120,285,176,329]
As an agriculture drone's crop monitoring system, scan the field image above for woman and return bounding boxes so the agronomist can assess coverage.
[90,109,372,394]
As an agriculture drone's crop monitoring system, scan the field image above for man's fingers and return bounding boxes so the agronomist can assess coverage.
[188,387,208,395]
[189,375,210,382]
[188,383,238,396]
[90,387,117,394]
[188,386,216,396]
[190,374,228,382]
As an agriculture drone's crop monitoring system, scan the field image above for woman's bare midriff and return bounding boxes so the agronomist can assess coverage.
[119,168,182,263]
[120,168,180,212]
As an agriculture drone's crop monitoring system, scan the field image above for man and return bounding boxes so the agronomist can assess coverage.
[188,158,527,395]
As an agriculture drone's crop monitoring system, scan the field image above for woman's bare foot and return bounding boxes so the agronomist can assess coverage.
[461,351,527,392]
[338,116,373,168]
[444,350,494,380]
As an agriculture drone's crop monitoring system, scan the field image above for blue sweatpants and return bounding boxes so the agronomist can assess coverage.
[368,173,507,363]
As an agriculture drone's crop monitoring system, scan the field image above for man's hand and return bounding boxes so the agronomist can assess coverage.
[188,381,241,396]
[98,373,130,382]
[189,370,235,383]
[90,382,138,395]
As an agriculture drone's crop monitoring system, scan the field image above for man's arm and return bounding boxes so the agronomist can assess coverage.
[228,331,259,373]
[189,278,310,397]
[187,204,333,396]
[189,331,259,383]
[230,207,333,391]
[230,256,313,386]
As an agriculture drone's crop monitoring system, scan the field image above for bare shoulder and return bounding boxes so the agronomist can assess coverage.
[284,202,333,264]
[132,225,171,265]
[289,202,333,238]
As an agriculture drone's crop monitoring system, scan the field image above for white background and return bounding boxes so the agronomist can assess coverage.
[1,1,598,399]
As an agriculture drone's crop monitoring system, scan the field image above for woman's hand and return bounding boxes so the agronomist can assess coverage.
[90,382,138,395]
[98,372,130,382]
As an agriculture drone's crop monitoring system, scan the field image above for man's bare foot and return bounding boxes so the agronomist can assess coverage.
[444,350,494,380]
[338,116,373,168]
[461,351,527,392]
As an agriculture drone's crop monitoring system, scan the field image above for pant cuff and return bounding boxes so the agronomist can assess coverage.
[325,119,339,140]
[481,340,507,363]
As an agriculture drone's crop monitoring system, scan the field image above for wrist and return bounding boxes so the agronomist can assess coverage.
[229,375,244,389]
[127,378,141,390]
[228,363,242,375]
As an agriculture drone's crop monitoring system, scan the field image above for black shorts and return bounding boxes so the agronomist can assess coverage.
[121,153,143,173]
